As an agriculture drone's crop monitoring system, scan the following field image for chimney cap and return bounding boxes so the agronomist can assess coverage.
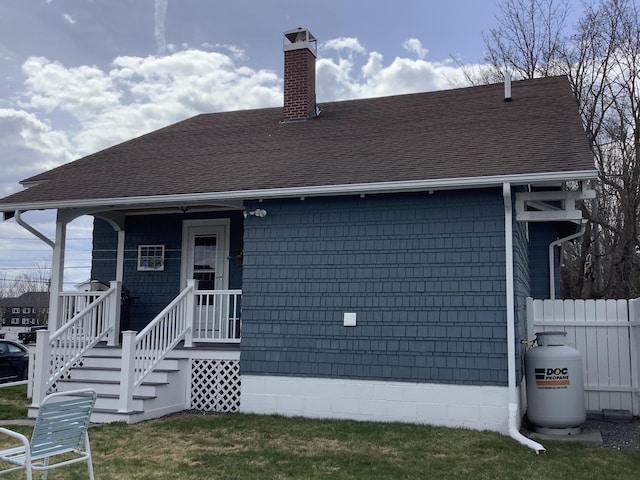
[283,27,317,56]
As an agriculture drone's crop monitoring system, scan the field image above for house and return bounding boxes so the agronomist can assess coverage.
[0,29,595,449]
[0,292,49,328]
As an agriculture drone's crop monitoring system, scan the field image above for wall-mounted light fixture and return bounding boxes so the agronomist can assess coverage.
[244,208,267,218]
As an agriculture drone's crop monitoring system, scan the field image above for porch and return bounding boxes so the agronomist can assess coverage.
[28,281,241,423]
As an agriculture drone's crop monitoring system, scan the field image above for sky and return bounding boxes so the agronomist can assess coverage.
[0,0,544,291]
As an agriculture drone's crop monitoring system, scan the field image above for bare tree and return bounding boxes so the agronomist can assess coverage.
[565,0,640,298]
[1,266,51,325]
[454,0,571,85]
[0,263,51,298]
[484,0,571,79]
[479,0,640,298]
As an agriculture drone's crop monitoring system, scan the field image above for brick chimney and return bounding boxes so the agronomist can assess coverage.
[283,28,317,121]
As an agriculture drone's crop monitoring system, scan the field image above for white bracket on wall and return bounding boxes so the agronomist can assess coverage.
[515,183,595,222]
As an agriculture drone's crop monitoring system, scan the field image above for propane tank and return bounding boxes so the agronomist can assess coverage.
[525,331,586,435]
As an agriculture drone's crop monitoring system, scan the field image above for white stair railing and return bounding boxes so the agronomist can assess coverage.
[33,281,121,406]
[194,290,242,342]
[58,291,107,325]
[118,280,195,413]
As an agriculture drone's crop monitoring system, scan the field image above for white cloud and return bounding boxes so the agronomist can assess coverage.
[0,36,478,289]
[403,38,428,59]
[62,13,76,25]
[200,43,246,61]
[322,37,366,56]
[318,47,468,102]
[13,50,281,155]
[154,0,168,55]
[20,57,121,120]
[0,108,72,196]
[5,38,472,182]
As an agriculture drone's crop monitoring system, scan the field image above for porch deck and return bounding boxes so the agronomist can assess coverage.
[28,282,242,423]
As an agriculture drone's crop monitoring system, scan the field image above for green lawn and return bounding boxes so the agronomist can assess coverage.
[1,385,638,479]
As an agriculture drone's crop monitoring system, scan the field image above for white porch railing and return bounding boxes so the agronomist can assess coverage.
[118,280,196,413]
[194,290,242,342]
[32,281,121,406]
[58,291,108,326]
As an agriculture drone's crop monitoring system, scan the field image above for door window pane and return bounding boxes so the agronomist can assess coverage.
[193,235,217,289]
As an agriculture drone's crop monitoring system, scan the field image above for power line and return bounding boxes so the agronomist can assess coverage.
[0,266,90,271]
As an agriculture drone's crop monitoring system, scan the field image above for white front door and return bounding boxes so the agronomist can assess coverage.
[181,219,230,291]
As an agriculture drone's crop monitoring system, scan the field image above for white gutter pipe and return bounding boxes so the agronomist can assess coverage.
[14,210,55,248]
[0,170,599,214]
[548,221,587,300]
[503,183,546,454]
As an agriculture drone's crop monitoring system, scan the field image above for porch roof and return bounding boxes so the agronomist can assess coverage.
[0,76,595,213]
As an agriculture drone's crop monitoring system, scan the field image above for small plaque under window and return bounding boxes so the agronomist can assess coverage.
[138,245,165,271]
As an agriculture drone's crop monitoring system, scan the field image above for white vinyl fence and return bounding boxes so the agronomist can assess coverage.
[527,298,640,416]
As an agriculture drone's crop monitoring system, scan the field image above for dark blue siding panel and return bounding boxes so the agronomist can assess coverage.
[528,223,558,299]
[92,218,118,281]
[241,189,511,386]
[513,211,531,383]
[91,211,243,331]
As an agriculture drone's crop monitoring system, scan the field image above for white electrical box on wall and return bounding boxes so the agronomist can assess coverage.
[343,312,357,327]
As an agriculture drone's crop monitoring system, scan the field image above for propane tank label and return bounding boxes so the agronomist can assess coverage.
[534,367,570,389]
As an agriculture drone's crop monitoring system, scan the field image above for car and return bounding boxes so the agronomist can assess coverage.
[17,326,47,345]
[0,339,29,383]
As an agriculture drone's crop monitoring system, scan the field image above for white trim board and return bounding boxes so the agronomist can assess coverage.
[241,375,513,434]
[2,170,597,215]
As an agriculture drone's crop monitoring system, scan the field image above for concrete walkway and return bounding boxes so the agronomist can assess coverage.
[530,428,603,447]
[0,418,35,427]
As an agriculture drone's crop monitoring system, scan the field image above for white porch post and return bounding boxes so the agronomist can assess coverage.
[118,330,136,413]
[115,229,125,283]
[48,217,67,332]
[107,281,122,347]
[32,329,51,407]
[184,279,197,348]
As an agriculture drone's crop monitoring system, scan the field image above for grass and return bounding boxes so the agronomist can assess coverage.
[0,386,639,479]
[0,385,29,420]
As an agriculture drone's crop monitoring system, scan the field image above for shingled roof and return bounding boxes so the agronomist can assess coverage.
[0,75,595,213]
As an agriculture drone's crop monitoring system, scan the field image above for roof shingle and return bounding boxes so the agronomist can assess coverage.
[0,76,595,210]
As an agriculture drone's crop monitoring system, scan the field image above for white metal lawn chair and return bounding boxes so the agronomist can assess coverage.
[0,389,97,480]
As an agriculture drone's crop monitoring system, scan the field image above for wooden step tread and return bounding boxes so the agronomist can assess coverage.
[58,391,156,401]
[58,378,169,387]
[70,366,179,373]
[92,407,145,416]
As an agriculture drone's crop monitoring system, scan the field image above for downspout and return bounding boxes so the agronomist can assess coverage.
[14,210,55,248]
[548,221,587,300]
[503,183,546,454]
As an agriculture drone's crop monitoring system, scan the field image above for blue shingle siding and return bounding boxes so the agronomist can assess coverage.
[528,223,559,299]
[241,189,512,386]
[91,218,118,281]
[91,211,244,331]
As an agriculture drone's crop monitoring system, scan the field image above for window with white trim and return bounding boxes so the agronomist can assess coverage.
[138,245,165,271]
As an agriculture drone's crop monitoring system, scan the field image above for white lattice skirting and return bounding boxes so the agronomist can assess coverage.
[190,359,241,412]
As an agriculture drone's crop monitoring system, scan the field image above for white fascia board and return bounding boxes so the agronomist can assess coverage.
[517,210,585,222]
[0,169,597,214]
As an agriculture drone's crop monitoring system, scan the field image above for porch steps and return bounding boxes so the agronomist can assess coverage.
[29,346,191,424]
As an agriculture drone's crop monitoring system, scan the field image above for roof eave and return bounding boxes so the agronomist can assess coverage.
[0,169,598,216]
